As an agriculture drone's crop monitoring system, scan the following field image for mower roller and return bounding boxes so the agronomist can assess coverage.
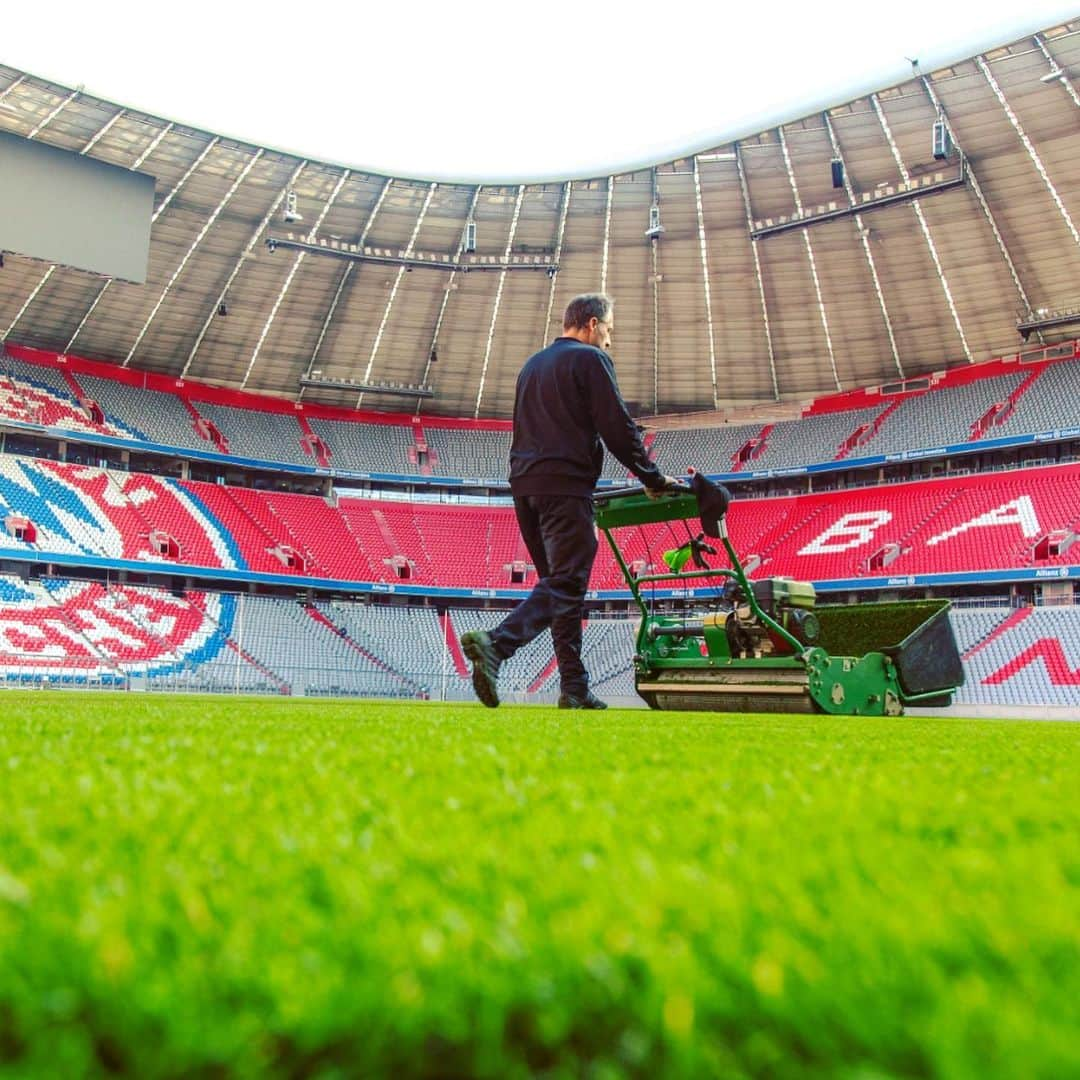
[594,475,964,716]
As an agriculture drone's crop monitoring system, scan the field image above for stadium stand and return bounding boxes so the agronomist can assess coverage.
[651,424,760,476]
[953,606,1080,709]
[307,417,419,474]
[4,451,1080,588]
[749,408,885,469]
[1,353,132,439]
[2,348,1080,713]
[223,597,403,697]
[77,375,204,449]
[319,602,447,692]
[3,347,1079,482]
[578,619,637,698]
[994,360,1080,438]
[2,571,1076,709]
[180,479,295,575]
[425,427,510,480]
[190,402,315,466]
[854,372,1028,454]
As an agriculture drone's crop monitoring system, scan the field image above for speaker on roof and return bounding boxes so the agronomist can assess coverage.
[463,221,477,253]
[932,121,952,161]
[830,158,844,189]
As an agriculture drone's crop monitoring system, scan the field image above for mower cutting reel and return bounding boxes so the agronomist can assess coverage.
[593,477,964,716]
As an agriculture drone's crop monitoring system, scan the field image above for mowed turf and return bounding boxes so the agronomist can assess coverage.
[0,694,1077,1078]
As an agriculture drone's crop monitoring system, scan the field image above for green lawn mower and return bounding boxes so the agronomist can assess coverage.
[594,474,964,715]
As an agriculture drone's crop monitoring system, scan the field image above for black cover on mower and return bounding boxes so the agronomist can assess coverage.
[691,473,731,538]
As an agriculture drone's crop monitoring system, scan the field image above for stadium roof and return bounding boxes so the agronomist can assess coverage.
[2,16,1080,419]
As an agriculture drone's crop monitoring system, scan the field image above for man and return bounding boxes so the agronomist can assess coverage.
[461,293,675,709]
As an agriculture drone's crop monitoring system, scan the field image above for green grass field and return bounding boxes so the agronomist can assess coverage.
[0,693,1077,1078]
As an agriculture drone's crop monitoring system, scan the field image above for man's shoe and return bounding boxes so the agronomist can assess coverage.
[460,630,501,708]
[558,691,608,710]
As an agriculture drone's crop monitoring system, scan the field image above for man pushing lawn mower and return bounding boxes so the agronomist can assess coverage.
[461,293,677,709]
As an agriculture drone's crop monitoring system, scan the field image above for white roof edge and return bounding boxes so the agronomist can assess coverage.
[4,9,1077,187]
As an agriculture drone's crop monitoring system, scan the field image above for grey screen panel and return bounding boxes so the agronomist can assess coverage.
[0,130,154,283]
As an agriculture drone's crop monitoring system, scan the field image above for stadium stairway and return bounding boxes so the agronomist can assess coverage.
[304,604,423,696]
[836,400,899,460]
[961,606,1033,661]
[970,368,1044,440]
[296,414,332,467]
[439,612,470,679]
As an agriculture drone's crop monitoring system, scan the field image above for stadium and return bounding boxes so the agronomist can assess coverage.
[0,9,1078,1076]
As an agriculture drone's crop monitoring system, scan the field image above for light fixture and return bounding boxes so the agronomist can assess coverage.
[645,203,664,240]
[299,373,434,399]
[217,302,228,316]
[284,190,303,224]
[1040,66,1066,83]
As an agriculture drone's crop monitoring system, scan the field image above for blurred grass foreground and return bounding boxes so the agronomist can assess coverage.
[0,693,1077,1077]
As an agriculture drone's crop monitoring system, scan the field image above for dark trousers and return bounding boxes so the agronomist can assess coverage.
[489,494,598,696]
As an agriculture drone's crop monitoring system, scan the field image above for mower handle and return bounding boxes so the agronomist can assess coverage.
[593,478,689,499]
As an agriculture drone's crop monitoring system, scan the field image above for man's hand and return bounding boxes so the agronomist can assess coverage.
[644,475,681,500]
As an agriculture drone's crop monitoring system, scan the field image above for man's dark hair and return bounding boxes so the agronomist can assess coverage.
[563,293,613,330]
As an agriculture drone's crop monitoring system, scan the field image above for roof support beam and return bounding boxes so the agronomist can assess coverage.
[3,273,52,346]
[777,127,841,391]
[919,76,1036,339]
[650,170,661,414]
[0,75,27,108]
[64,124,195,354]
[542,182,572,345]
[691,157,720,407]
[2,107,127,342]
[419,185,482,394]
[25,86,80,139]
[734,143,780,400]
[871,93,972,362]
[80,109,126,155]
[357,182,438,406]
[600,176,614,294]
[300,177,393,394]
[184,159,309,379]
[474,185,525,418]
[125,148,264,367]
[976,55,1080,250]
[823,112,904,378]
[241,168,352,388]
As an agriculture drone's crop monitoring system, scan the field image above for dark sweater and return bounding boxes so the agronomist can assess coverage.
[508,337,663,497]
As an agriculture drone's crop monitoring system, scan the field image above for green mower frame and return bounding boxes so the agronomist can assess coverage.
[594,482,964,716]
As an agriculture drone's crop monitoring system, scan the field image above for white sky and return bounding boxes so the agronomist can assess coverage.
[4,1,1078,182]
